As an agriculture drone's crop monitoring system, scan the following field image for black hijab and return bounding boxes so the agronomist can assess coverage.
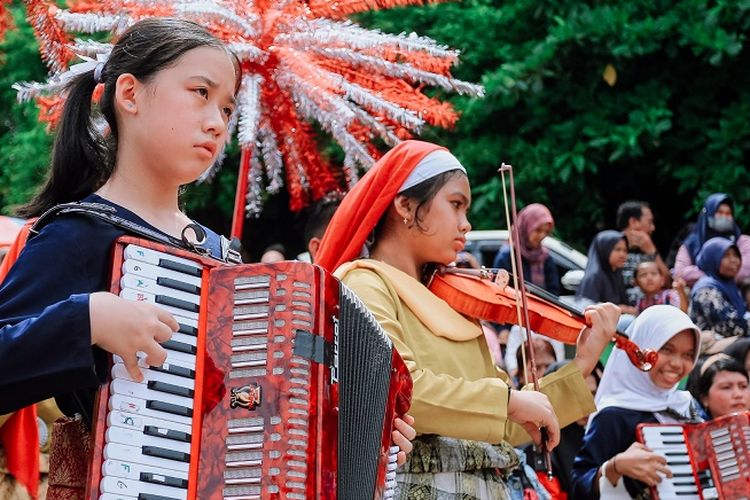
[577,230,628,304]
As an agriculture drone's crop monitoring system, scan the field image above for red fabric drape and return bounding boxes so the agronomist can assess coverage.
[316,140,445,272]
[0,221,40,500]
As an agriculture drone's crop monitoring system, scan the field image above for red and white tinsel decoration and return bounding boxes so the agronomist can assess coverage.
[13,0,483,236]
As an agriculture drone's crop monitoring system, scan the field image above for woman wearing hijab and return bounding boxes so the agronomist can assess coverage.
[493,203,560,295]
[570,306,704,500]
[689,237,750,337]
[577,230,635,314]
[674,193,750,286]
[316,140,620,499]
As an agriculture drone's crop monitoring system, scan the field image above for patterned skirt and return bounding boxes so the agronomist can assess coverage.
[394,435,520,500]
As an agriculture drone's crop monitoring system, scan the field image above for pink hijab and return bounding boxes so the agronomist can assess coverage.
[517,203,554,263]
[515,204,553,286]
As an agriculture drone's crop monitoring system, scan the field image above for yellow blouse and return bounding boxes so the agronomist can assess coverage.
[337,259,596,445]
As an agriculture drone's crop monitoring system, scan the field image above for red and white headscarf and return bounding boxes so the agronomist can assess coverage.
[317,140,466,272]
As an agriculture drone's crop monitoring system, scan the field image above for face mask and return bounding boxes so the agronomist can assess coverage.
[708,215,735,233]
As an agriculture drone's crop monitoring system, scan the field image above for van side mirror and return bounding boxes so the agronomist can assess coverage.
[561,269,584,292]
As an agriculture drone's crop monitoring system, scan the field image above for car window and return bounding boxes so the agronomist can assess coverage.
[464,233,585,296]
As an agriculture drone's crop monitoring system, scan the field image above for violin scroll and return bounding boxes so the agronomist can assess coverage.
[615,336,658,372]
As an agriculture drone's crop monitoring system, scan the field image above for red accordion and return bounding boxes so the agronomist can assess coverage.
[86,236,413,499]
[636,411,750,500]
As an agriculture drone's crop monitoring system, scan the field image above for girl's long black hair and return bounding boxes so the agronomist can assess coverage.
[20,18,235,217]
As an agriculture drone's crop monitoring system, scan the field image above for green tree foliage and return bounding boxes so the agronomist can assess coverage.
[0,5,52,211]
[358,0,750,250]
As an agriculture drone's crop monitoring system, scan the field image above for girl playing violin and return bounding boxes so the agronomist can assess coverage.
[571,305,703,500]
[316,140,620,499]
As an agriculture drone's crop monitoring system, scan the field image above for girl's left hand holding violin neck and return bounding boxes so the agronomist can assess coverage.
[573,302,621,376]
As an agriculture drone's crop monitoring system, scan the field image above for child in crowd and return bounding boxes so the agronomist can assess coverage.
[634,260,688,314]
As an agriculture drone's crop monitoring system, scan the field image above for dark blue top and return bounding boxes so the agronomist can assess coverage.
[492,245,560,295]
[571,403,706,500]
[0,194,221,421]
[571,406,658,499]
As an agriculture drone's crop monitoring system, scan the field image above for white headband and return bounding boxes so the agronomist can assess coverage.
[398,149,467,193]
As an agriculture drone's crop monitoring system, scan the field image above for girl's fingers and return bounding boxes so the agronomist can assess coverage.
[123,356,144,383]
[545,424,560,450]
[154,308,180,334]
[141,341,168,368]
[522,423,542,445]
[394,418,417,440]
[391,430,413,454]
[402,413,415,425]
[396,451,407,467]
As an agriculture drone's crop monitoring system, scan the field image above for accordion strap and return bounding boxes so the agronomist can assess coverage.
[29,202,242,264]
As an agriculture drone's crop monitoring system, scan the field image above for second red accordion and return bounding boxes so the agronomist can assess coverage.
[637,411,750,500]
[86,236,413,499]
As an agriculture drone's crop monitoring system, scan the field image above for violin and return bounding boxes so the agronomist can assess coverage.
[426,265,658,371]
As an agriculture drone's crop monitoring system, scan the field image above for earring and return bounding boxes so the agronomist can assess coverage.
[403,217,409,225]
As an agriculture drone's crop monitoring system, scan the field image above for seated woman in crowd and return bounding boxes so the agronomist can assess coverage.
[689,237,750,337]
[674,193,750,286]
[688,354,749,419]
[571,306,703,500]
[493,203,559,295]
[577,230,636,314]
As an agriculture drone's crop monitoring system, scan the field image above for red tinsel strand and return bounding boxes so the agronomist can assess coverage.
[22,0,74,73]
[0,0,15,45]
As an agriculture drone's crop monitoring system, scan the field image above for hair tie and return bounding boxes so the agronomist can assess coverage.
[93,60,106,83]
[55,51,111,86]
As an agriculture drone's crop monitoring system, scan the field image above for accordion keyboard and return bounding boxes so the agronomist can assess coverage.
[638,425,715,500]
[101,243,204,500]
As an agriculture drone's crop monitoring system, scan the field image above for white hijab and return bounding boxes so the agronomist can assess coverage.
[595,305,701,417]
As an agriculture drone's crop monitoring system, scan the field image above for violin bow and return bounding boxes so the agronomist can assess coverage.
[499,163,555,479]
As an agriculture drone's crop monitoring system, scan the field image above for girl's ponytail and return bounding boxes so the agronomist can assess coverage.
[19,71,110,217]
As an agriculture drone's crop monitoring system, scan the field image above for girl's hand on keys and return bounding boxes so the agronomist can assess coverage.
[89,292,178,381]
